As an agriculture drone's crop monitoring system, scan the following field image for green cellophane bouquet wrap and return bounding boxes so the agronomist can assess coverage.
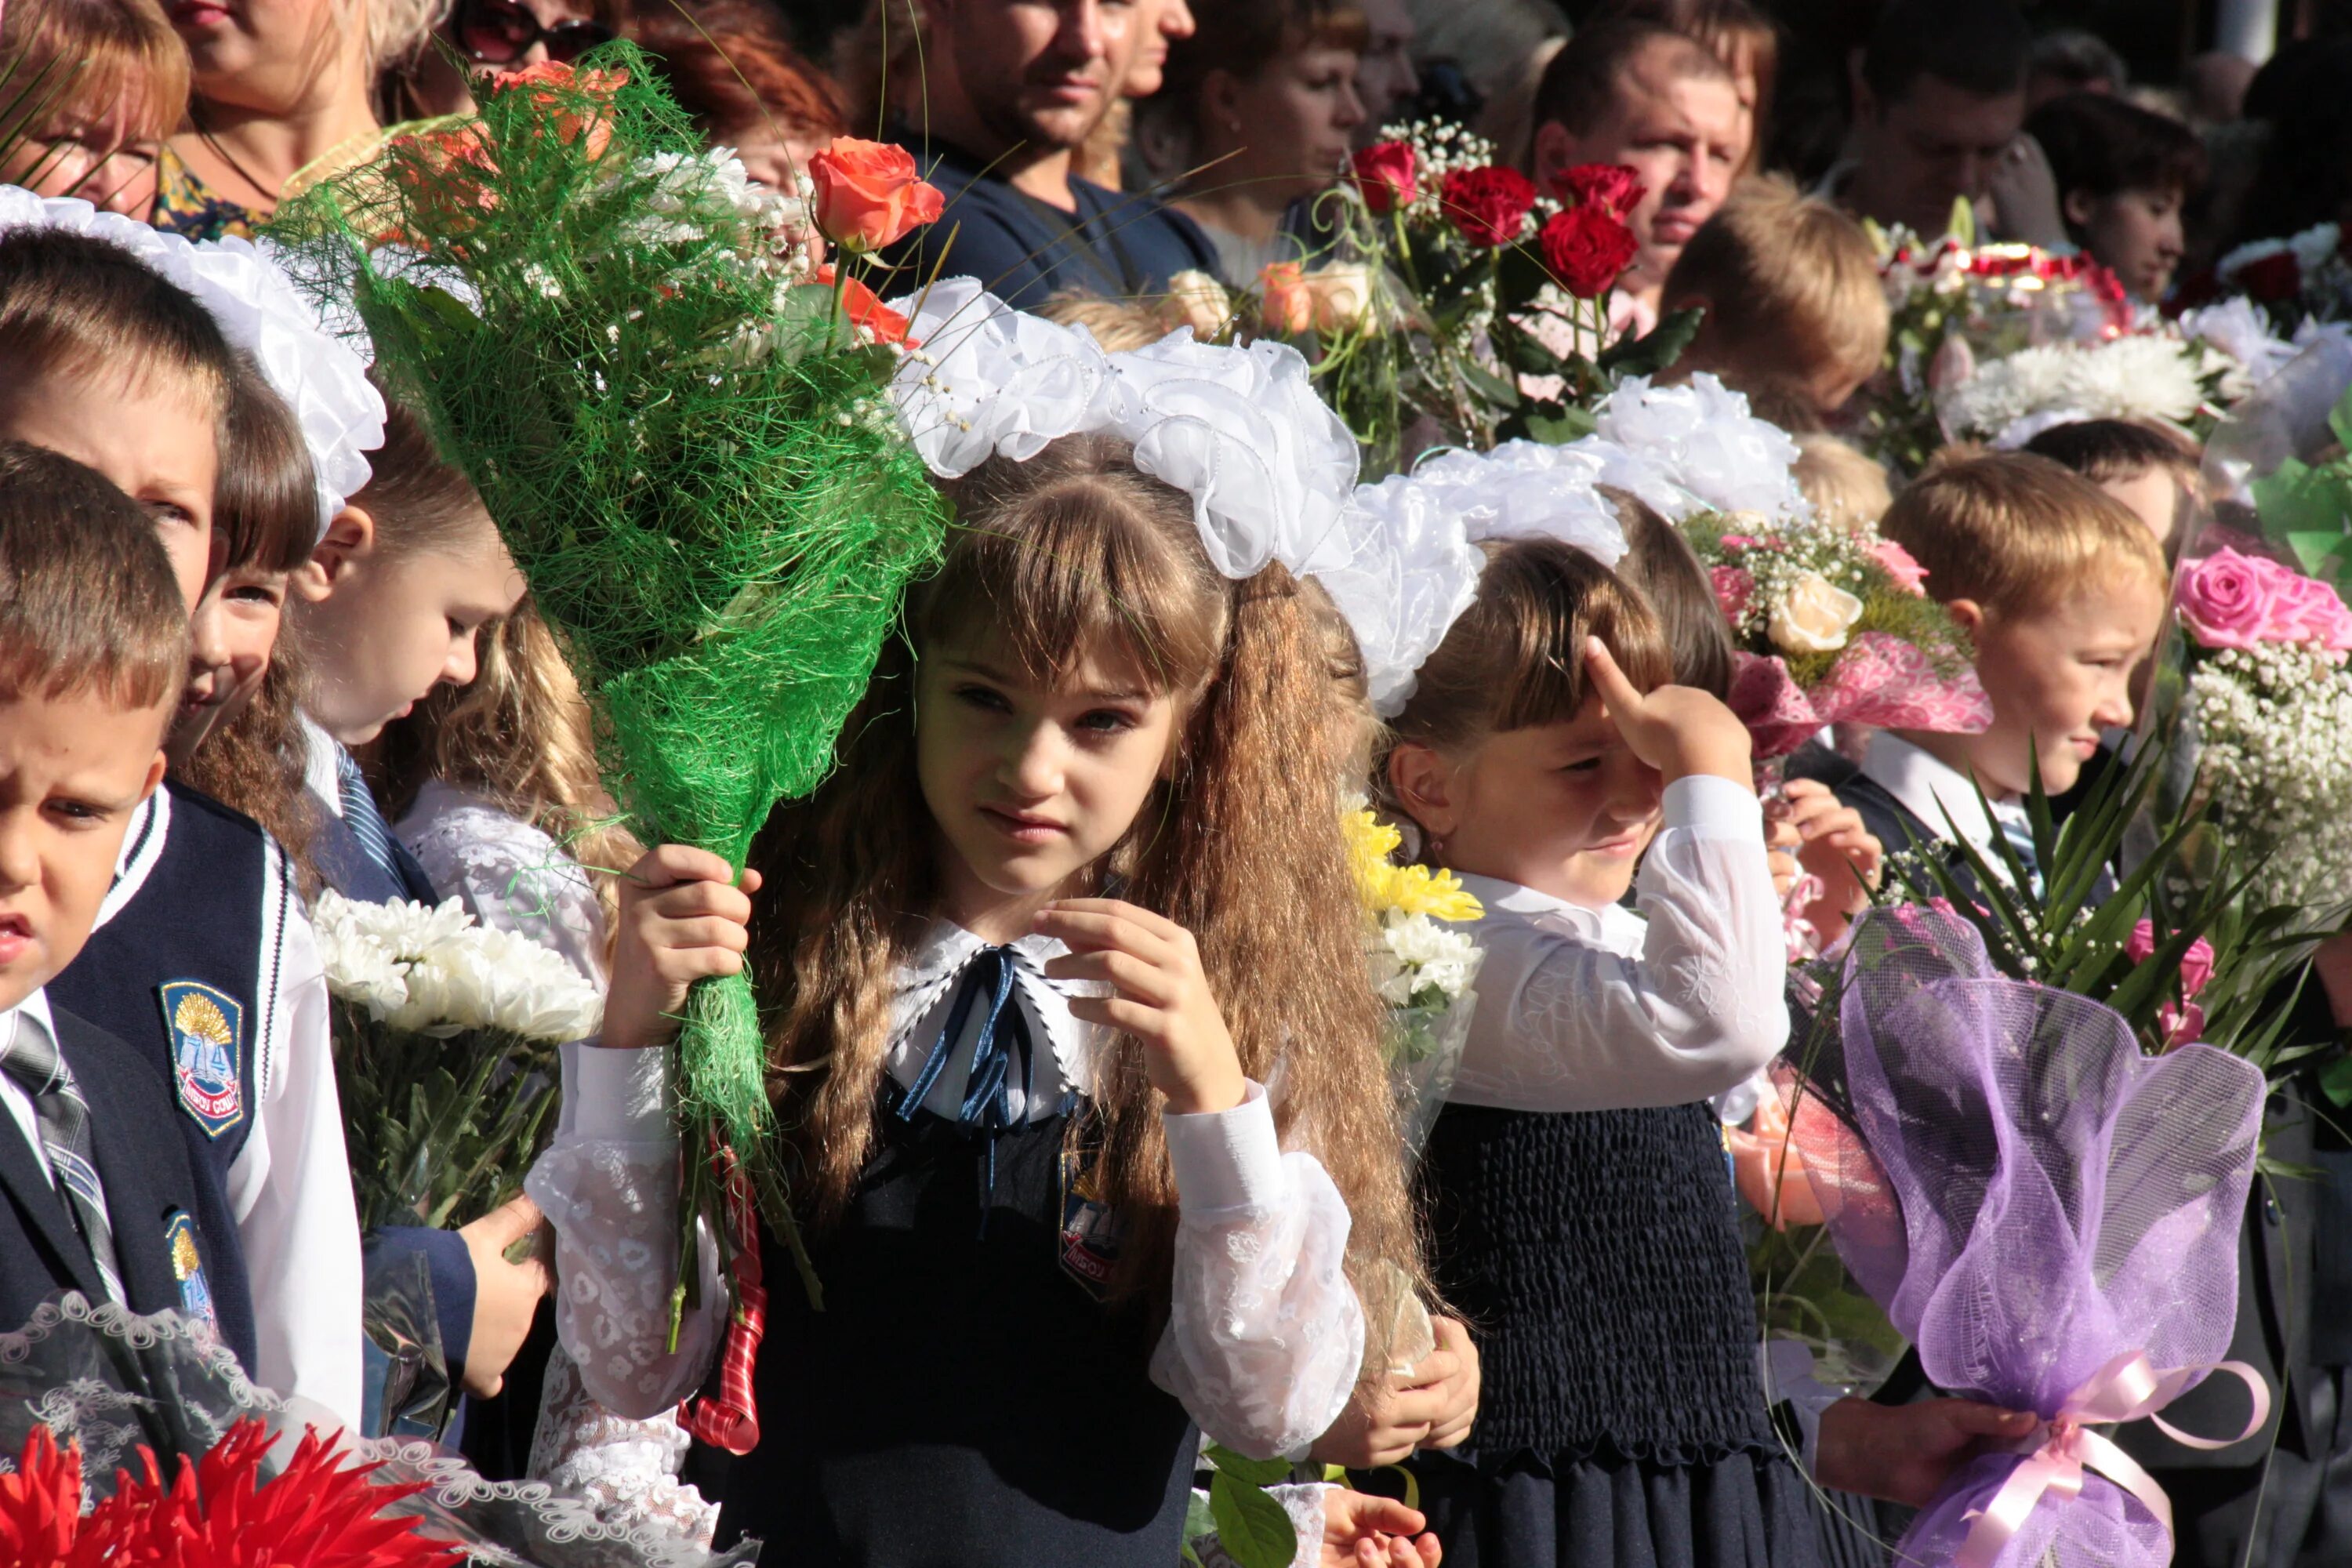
[275,47,950,1316]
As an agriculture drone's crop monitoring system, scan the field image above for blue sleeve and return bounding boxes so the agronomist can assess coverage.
[363,1225,474,1374]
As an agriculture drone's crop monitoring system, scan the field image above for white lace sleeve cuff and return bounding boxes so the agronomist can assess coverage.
[559,1041,673,1142]
[1163,1080,1284,1212]
[1663,774,1765,842]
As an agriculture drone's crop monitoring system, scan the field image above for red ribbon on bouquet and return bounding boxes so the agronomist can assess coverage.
[1730,631,1992,760]
[686,1140,768,1456]
[1955,1350,2271,1568]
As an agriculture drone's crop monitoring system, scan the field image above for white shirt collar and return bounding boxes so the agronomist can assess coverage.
[301,716,343,818]
[0,990,64,1184]
[1859,733,2034,866]
[890,920,1108,1102]
[1454,870,1647,953]
[95,785,172,932]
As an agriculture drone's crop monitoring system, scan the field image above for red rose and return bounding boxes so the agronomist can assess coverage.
[1440,165,1537,248]
[808,137,946,254]
[1349,141,1417,213]
[1538,203,1638,298]
[2237,250,2303,303]
[493,60,628,158]
[1561,162,1644,220]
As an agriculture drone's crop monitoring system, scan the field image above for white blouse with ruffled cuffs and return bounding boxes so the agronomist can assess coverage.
[1446,774,1790,1113]
[526,917,1368,1460]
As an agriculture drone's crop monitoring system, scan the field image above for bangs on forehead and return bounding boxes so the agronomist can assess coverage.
[916,438,1229,698]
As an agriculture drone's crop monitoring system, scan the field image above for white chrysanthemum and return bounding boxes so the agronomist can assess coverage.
[1380,910,1479,1003]
[1941,336,2205,440]
[314,891,604,1041]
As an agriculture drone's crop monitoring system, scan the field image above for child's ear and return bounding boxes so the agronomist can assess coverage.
[1944,598,1987,637]
[295,506,376,602]
[1386,742,1460,841]
[139,750,166,802]
[2061,188,2097,230]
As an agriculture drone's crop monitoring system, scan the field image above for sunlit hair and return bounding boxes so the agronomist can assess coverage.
[377,598,638,943]
[1036,292,1189,352]
[745,432,1418,1360]
[1606,488,1733,699]
[1793,432,1893,532]
[346,383,499,560]
[0,441,188,713]
[637,0,848,151]
[1881,452,2167,619]
[0,227,235,424]
[0,0,190,147]
[2020,417,2201,491]
[167,356,323,878]
[1384,535,1674,764]
[1664,176,1888,414]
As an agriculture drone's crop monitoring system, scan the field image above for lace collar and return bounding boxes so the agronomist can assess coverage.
[890,920,1109,1098]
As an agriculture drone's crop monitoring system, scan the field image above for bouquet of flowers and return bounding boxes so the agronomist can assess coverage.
[281,49,954,1339]
[1784,908,2269,1568]
[2209,221,2352,329]
[2173,546,2352,917]
[1214,122,1685,476]
[1933,332,2215,447]
[314,891,601,1233]
[1343,803,1483,1157]
[1680,508,1987,760]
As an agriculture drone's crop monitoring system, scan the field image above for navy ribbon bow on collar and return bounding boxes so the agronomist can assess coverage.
[895,945,1040,1233]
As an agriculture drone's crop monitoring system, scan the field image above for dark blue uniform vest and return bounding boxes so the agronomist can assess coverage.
[0,1004,223,1330]
[49,782,271,1374]
[718,1105,1197,1566]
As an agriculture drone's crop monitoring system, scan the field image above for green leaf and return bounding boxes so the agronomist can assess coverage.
[1205,1443,1293,1487]
[1208,1472,1299,1568]
[1523,407,1595,445]
[2329,378,2352,452]
[1599,307,1702,376]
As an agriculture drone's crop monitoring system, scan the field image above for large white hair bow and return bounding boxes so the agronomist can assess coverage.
[0,187,385,539]
[887,278,1360,581]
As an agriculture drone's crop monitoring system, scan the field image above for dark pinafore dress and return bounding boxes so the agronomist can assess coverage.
[715,947,1198,1566]
[1406,1100,1828,1568]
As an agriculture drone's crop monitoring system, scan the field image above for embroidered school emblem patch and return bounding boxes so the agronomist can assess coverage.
[1058,1145,1125,1300]
[158,981,244,1138]
[165,1210,216,1327]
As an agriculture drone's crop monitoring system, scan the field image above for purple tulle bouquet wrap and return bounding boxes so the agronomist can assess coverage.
[1788,907,2271,1568]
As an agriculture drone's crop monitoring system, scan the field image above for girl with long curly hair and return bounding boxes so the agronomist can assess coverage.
[532,310,1428,1566]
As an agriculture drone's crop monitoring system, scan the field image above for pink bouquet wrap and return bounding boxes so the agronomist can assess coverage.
[1792,908,2269,1568]
[1730,631,1993,759]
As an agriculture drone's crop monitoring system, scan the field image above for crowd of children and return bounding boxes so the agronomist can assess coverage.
[0,5,2347,1568]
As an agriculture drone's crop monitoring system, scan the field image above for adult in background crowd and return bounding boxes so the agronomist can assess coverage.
[1351,0,1417,142]
[869,0,1222,309]
[1075,0,1195,192]
[1526,18,1741,338]
[1824,0,2047,245]
[1137,0,1367,281]
[2025,27,2125,111]
[379,0,624,122]
[637,0,850,191]
[156,0,434,238]
[1599,0,1779,177]
[2027,92,2204,304]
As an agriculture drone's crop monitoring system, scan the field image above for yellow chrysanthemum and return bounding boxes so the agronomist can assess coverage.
[1341,806,1482,923]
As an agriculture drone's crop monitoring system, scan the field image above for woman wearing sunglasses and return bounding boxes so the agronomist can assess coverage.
[379,0,622,122]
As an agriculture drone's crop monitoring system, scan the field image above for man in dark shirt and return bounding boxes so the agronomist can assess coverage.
[878,0,1222,308]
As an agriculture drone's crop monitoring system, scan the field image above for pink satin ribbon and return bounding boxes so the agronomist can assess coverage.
[1955,1350,2271,1568]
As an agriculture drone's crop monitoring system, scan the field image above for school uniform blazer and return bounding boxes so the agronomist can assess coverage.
[0,1004,217,1331]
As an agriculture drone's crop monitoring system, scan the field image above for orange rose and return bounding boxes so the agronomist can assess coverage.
[807,138,945,254]
[1257,260,1313,335]
[812,264,914,346]
[492,60,629,158]
[1727,1089,1824,1229]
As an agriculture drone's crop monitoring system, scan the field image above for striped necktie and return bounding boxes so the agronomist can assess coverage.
[334,745,405,891]
[895,946,1039,1233]
[0,1012,123,1304]
[1992,808,2045,902]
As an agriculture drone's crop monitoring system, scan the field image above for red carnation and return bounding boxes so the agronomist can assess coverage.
[2237,250,2303,303]
[1349,141,1417,213]
[1539,203,1639,298]
[1441,165,1538,248]
[1561,162,1645,220]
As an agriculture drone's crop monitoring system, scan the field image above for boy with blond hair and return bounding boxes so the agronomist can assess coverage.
[0,441,230,1328]
[1662,176,1891,424]
[1789,451,2166,895]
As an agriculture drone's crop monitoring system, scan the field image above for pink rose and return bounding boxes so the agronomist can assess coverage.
[2174,546,2284,649]
[2125,919,2216,999]
[1867,539,1930,595]
[1719,534,1759,550]
[1711,565,1753,620]
[2277,571,2352,652]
